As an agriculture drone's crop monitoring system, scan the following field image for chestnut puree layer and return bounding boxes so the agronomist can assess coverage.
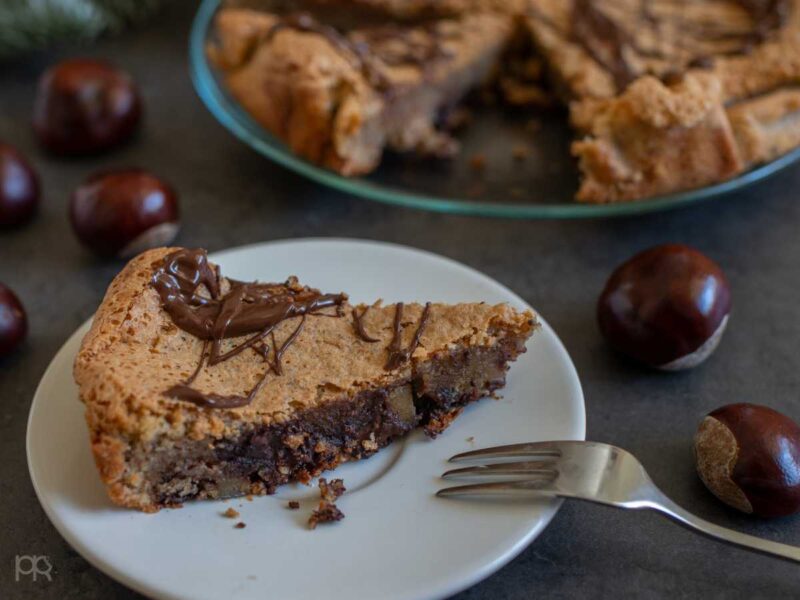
[74,247,535,511]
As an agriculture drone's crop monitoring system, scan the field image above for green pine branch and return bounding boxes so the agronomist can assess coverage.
[0,0,163,59]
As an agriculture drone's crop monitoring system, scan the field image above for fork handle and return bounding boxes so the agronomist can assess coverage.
[648,491,800,563]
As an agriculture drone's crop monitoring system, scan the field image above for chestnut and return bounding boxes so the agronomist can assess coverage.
[0,143,40,227]
[33,58,141,155]
[0,283,27,358]
[69,169,179,258]
[695,403,800,517]
[597,244,731,370]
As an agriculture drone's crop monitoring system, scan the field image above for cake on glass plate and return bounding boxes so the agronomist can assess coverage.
[210,0,800,203]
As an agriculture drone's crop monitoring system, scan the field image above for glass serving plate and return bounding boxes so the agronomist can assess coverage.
[189,0,800,219]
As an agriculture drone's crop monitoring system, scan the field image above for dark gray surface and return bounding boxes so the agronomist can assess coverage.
[2,2,799,598]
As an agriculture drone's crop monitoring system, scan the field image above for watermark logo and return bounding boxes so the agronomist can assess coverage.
[15,555,53,582]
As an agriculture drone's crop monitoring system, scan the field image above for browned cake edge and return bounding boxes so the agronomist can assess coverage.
[570,74,745,203]
[210,8,515,176]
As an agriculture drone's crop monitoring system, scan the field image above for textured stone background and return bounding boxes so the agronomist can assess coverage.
[1,1,799,598]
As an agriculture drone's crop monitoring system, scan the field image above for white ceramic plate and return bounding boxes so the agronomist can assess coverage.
[27,238,585,600]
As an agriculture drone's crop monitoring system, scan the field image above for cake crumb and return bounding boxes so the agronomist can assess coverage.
[469,154,487,171]
[512,144,531,161]
[309,478,346,530]
[287,501,300,510]
[223,507,240,519]
[319,478,346,502]
[245,495,254,502]
[308,504,344,529]
[466,436,475,443]
[234,522,246,529]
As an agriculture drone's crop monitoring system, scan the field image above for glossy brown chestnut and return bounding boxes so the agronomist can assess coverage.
[695,403,800,517]
[69,169,179,258]
[0,143,40,227]
[0,283,27,358]
[33,58,141,155]
[597,244,731,370]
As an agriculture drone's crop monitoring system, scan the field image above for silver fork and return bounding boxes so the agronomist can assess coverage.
[436,440,800,563]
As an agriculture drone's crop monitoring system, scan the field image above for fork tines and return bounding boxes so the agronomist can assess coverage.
[448,442,563,463]
[437,442,566,498]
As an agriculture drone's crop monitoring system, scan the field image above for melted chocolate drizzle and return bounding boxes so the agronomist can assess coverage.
[266,12,455,93]
[352,306,379,343]
[571,0,790,91]
[268,13,391,91]
[152,249,346,409]
[352,23,454,68]
[385,302,432,371]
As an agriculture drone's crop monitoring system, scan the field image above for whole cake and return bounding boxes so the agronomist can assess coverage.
[210,0,800,203]
[73,248,536,511]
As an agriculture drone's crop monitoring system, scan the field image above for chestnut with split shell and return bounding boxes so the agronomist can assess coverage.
[695,403,800,517]
[597,244,731,370]
[0,283,27,358]
[69,169,179,258]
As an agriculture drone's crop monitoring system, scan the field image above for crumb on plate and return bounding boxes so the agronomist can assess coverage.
[308,478,346,530]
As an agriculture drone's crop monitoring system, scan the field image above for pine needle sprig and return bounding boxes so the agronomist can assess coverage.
[0,0,162,59]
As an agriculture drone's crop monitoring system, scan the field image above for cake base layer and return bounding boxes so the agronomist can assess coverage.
[123,338,523,511]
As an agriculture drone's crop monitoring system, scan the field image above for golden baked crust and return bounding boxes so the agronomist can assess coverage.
[211,8,512,175]
[527,0,800,101]
[571,74,744,203]
[74,248,536,510]
[524,0,617,101]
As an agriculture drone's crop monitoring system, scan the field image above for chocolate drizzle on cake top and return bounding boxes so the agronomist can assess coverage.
[352,306,380,343]
[151,248,346,408]
[385,302,432,370]
[268,12,391,91]
[571,0,790,91]
[267,12,455,93]
[352,23,454,68]
[152,249,437,408]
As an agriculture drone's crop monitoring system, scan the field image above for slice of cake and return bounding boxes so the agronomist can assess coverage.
[74,248,536,512]
[209,8,514,175]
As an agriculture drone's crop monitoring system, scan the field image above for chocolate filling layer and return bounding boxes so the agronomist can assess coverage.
[135,338,523,508]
